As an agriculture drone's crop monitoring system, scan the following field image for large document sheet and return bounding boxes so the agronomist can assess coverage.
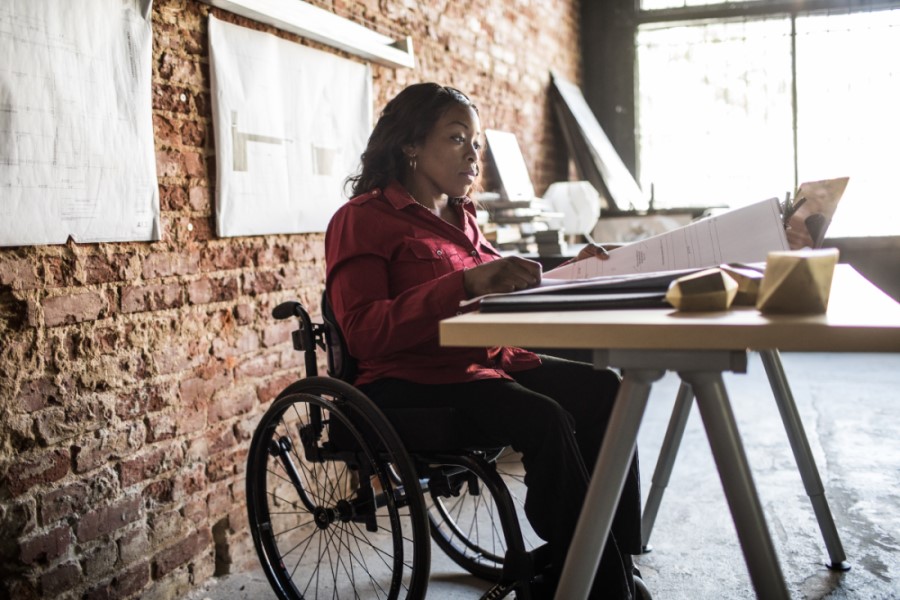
[208,16,372,237]
[0,0,159,246]
[546,197,789,280]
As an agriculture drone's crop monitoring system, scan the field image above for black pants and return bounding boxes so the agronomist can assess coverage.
[359,354,641,599]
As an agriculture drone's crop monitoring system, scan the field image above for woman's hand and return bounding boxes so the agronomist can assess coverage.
[573,243,621,262]
[463,256,542,297]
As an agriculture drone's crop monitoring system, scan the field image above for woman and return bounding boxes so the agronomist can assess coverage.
[325,83,642,599]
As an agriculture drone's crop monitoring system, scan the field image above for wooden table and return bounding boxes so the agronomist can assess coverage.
[440,265,900,599]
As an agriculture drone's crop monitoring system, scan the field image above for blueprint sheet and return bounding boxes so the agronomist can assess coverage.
[208,16,372,237]
[546,197,789,280]
[0,0,159,246]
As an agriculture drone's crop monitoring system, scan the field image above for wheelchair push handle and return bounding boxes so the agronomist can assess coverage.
[272,300,323,378]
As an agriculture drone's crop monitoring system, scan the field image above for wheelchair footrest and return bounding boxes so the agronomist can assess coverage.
[480,581,523,600]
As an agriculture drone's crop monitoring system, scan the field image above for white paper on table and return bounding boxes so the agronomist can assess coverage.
[208,16,372,237]
[0,0,159,246]
[545,197,789,280]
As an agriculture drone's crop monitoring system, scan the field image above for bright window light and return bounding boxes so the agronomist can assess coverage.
[636,9,900,237]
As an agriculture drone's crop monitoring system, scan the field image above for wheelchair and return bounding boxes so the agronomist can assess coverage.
[245,293,548,599]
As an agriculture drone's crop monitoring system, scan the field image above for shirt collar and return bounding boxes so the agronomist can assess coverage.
[383,180,473,210]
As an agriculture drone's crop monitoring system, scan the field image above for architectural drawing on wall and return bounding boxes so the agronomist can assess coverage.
[0,0,160,246]
[208,15,372,237]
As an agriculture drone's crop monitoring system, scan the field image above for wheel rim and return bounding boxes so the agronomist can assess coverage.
[247,391,423,599]
[427,447,542,579]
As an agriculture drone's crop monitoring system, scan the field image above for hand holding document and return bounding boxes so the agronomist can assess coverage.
[784,177,850,250]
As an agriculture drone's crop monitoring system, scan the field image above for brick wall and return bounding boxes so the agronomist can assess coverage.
[0,0,582,597]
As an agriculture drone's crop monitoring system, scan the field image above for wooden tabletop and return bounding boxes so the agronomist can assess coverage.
[440,265,900,353]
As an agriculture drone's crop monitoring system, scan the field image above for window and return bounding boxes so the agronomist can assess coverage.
[635,5,900,236]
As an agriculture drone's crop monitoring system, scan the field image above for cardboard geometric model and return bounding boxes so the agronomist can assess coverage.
[720,264,765,306]
[756,248,840,314]
[666,268,738,312]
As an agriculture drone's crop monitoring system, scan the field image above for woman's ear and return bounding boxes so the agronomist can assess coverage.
[402,144,417,159]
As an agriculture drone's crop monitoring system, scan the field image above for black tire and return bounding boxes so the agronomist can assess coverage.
[246,377,431,600]
[426,447,541,580]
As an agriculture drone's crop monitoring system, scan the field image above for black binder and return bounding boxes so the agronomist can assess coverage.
[479,291,669,313]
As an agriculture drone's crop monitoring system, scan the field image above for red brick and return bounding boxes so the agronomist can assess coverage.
[82,254,131,285]
[153,528,212,578]
[119,443,185,488]
[178,372,232,408]
[188,185,210,211]
[42,290,108,327]
[17,377,59,413]
[207,484,231,517]
[158,50,202,87]
[116,382,172,419]
[73,429,130,474]
[234,351,279,379]
[255,372,297,404]
[118,528,151,565]
[40,561,81,597]
[121,282,184,313]
[19,524,71,565]
[76,495,142,542]
[242,270,280,295]
[200,245,254,271]
[84,561,150,600]
[143,477,176,506]
[261,321,293,348]
[142,251,200,279]
[212,329,260,359]
[81,541,118,578]
[177,405,207,435]
[208,386,255,423]
[187,275,239,305]
[0,257,39,289]
[183,496,208,526]
[206,423,236,456]
[180,119,206,147]
[6,448,70,497]
[175,464,207,498]
[40,479,92,525]
[41,255,76,287]
[183,150,205,177]
[154,114,181,149]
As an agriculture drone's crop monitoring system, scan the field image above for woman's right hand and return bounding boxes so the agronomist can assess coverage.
[463,256,542,298]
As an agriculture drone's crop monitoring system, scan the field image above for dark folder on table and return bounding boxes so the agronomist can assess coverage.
[476,269,689,313]
[479,290,668,313]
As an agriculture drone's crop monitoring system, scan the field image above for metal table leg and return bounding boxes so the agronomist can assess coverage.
[554,366,664,600]
[759,349,850,571]
[640,381,694,552]
[683,370,791,600]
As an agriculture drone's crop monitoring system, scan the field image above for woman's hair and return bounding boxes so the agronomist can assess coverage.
[346,83,478,197]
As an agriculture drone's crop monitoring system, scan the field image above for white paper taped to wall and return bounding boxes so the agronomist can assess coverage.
[208,15,372,237]
[0,0,160,246]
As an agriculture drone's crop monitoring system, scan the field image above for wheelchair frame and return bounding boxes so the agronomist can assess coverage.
[245,295,547,599]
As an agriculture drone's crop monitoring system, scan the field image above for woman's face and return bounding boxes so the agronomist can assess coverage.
[404,103,482,203]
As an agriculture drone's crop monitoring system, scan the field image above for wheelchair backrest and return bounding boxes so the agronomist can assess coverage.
[321,291,359,384]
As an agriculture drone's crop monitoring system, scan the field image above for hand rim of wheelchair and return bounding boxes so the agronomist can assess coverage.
[246,378,431,600]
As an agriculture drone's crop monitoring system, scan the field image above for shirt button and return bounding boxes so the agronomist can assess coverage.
[436,249,443,256]
[470,250,478,257]
[371,189,379,196]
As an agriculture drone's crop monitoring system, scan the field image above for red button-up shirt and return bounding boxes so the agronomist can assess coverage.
[325,181,541,386]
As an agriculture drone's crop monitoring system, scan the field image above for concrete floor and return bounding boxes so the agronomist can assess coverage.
[187,352,900,599]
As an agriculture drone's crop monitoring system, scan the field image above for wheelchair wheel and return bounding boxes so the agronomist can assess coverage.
[426,447,541,581]
[246,377,431,600]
